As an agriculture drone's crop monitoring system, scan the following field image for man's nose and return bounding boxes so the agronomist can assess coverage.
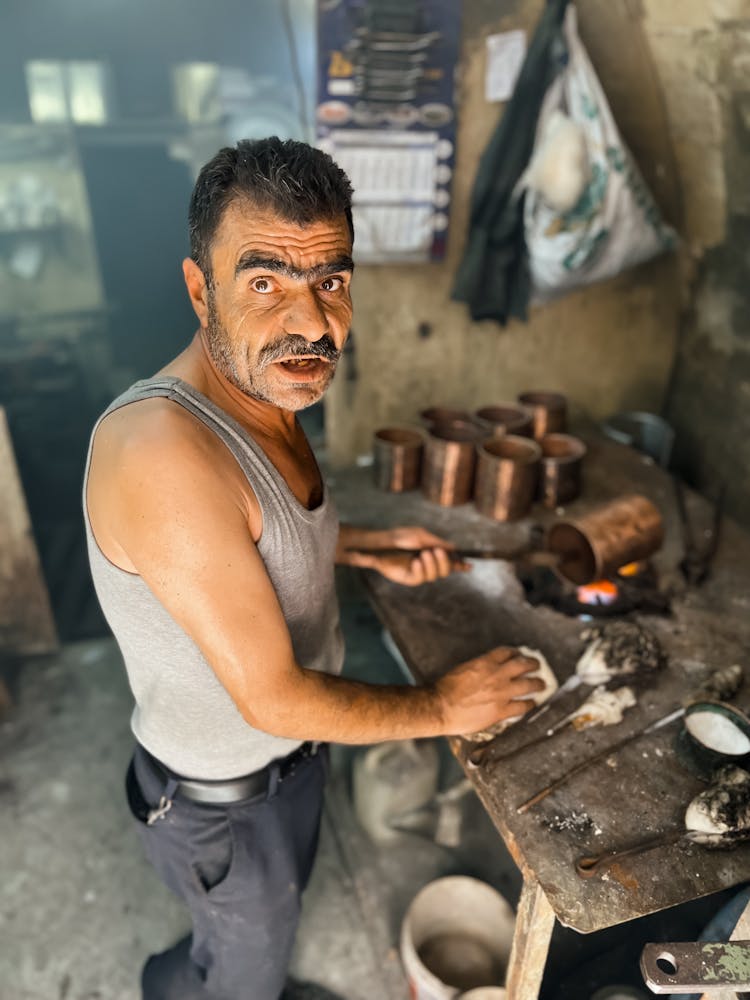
[282,286,329,342]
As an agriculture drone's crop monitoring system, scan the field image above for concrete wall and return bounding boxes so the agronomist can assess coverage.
[330,0,750,532]
[658,1,750,526]
[326,0,685,464]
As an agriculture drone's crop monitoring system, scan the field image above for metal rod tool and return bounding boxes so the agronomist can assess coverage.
[516,707,685,814]
[346,546,530,561]
[576,829,686,878]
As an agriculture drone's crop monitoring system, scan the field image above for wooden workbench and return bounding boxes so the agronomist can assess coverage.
[330,433,750,999]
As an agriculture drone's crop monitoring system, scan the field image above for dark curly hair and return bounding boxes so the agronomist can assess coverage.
[188,137,354,279]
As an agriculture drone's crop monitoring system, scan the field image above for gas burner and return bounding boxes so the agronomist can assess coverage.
[517,562,671,618]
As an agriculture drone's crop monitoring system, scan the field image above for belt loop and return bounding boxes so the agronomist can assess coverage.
[266,762,281,800]
[146,776,179,826]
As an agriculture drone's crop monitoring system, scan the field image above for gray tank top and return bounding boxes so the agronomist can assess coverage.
[82,376,344,779]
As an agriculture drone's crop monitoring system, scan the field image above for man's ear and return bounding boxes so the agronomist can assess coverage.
[182,258,210,327]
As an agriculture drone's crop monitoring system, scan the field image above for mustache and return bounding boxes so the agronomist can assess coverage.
[259,334,341,366]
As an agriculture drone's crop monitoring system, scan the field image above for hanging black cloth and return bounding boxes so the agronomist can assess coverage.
[452,0,570,325]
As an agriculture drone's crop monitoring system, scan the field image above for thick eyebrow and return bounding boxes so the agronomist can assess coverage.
[234,251,354,282]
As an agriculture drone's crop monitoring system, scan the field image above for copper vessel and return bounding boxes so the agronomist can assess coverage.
[373,427,424,492]
[474,435,542,522]
[419,406,473,430]
[422,424,479,506]
[547,494,664,584]
[517,391,568,439]
[538,433,587,508]
[474,403,534,438]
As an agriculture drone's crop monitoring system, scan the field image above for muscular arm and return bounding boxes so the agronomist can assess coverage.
[88,408,542,744]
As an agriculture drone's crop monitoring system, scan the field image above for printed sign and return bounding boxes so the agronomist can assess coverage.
[316,0,462,263]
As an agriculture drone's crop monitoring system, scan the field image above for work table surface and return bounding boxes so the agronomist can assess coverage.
[330,433,750,934]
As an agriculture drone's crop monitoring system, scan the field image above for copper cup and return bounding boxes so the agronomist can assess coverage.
[373,427,424,492]
[422,423,480,506]
[474,435,542,522]
[475,403,534,438]
[538,433,587,508]
[547,493,664,584]
[420,406,473,430]
[518,391,568,440]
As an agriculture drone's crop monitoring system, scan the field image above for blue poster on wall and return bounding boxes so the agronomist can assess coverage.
[316,0,462,263]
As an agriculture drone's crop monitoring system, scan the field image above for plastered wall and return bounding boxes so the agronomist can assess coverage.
[326,0,690,464]
[657,0,750,526]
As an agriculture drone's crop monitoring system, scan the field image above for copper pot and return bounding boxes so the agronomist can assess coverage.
[373,427,424,492]
[419,406,473,430]
[474,435,541,522]
[474,403,534,438]
[422,424,479,506]
[547,494,664,584]
[517,391,568,440]
[538,433,587,508]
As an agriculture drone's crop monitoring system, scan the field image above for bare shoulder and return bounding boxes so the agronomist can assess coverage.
[87,397,260,568]
[94,395,254,490]
[94,395,209,457]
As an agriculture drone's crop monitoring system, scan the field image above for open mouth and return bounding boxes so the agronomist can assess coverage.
[275,357,331,380]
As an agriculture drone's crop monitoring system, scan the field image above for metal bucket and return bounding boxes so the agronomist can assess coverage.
[400,877,515,1000]
[474,435,541,522]
[547,494,664,584]
[373,427,424,492]
[601,411,674,468]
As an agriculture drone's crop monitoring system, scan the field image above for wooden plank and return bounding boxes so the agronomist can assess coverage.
[505,879,555,1000]
[0,407,58,654]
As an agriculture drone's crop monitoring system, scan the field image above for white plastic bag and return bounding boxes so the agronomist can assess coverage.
[524,5,676,300]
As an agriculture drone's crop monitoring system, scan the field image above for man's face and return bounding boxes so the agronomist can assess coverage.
[200,200,353,411]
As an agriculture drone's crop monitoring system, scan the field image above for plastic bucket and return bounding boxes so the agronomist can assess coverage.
[459,990,508,1000]
[400,877,515,1000]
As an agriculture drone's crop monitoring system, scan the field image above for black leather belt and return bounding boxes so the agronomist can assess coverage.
[141,741,322,806]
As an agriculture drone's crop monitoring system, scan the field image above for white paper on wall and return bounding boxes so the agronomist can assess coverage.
[485,30,527,103]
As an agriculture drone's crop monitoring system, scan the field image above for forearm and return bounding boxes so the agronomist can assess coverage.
[335,524,393,565]
[242,666,447,744]
[335,524,461,585]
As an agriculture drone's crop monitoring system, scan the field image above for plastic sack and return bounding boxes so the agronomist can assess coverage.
[524,5,676,300]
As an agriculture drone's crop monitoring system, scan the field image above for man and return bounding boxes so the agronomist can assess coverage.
[83,137,542,1000]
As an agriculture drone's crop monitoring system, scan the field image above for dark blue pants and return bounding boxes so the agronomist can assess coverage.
[126,744,327,1000]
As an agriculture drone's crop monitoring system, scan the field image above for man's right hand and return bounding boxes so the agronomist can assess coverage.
[435,647,546,736]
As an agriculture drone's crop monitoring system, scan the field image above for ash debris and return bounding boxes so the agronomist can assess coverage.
[543,810,594,834]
